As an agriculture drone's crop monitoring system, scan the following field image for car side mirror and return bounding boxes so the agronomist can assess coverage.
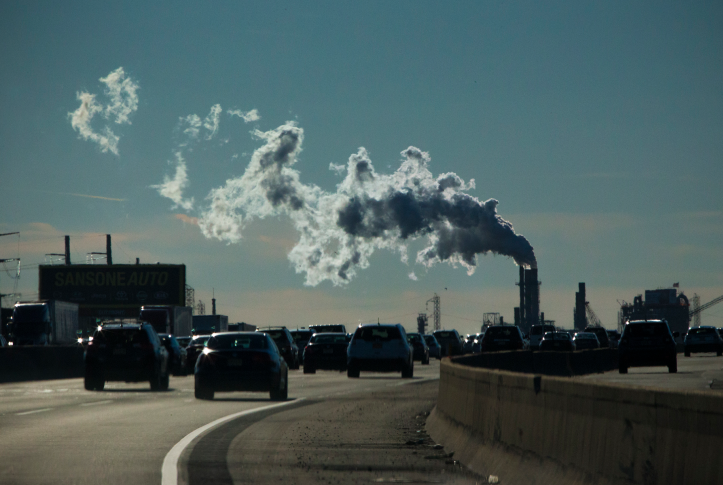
[673,332,680,338]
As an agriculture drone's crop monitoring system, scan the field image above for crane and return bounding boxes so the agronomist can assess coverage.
[585,302,602,327]
[688,295,723,325]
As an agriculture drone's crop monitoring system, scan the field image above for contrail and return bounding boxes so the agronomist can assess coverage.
[45,191,126,202]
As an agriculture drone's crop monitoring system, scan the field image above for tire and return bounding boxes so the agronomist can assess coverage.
[423,355,430,365]
[194,380,214,400]
[150,369,162,391]
[618,366,628,374]
[84,367,103,391]
[347,365,360,378]
[684,350,690,357]
[668,362,678,373]
[303,364,315,374]
[717,350,722,357]
[160,372,170,391]
[270,370,288,401]
[402,362,414,378]
[292,358,300,370]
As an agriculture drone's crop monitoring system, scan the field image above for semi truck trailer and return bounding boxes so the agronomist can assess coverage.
[192,315,228,335]
[139,305,193,336]
[10,300,80,345]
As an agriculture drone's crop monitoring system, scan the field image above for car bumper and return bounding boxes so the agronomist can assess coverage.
[619,349,676,366]
[348,357,409,372]
[305,354,346,370]
[195,369,278,392]
[685,343,722,353]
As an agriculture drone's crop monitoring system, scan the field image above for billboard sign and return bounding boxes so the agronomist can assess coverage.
[39,265,186,314]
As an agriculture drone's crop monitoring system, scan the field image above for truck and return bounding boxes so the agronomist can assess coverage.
[139,305,193,336]
[192,315,228,336]
[228,322,256,331]
[10,300,79,345]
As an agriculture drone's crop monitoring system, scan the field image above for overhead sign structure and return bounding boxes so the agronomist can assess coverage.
[39,264,186,317]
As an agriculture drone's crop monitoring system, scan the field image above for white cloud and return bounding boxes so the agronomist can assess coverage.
[150,151,194,211]
[228,108,261,123]
[203,104,222,140]
[68,67,139,156]
[408,272,418,281]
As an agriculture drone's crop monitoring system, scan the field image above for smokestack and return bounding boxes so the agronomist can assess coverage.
[519,266,525,328]
[106,234,112,265]
[499,316,504,325]
[136,258,139,265]
[530,268,539,327]
[64,235,71,265]
[212,298,216,316]
[575,282,586,331]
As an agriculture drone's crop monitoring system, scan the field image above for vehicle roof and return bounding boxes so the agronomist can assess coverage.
[689,325,717,329]
[311,332,347,335]
[257,326,288,330]
[98,323,143,330]
[574,332,597,338]
[358,323,402,328]
[627,319,666,324]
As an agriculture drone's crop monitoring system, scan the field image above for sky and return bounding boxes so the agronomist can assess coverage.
[1,1,723,334]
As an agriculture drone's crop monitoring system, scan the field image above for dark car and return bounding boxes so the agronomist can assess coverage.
[539,332,575,351]
[185,334,212,373]
[257,327,300,369]
[684,326,723,356]
[433,330,463,357]
[303,332,349,373]
[309,324,347,334]
[583,326,610,348]
[480,326,525,352]
[194,332,288,401]
[84,322,169,391]
[176,336,192,348]
[347,324,414,378]
[573,332,600,350]
[606,330,621,349]
[618,320,678,374]
[290,329,315,360]
[406,332,430,364]
[158,334,188,376]
[423,334,441,359]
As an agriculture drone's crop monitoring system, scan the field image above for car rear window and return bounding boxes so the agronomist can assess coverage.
[624,323,670,337]
[310,325,345,333]
[575,333,596,339]
[264,330,288,342]
[407,334,422,343]
[94,328,147,346]
[190,336,211,346]
[207,334,267,350]
[356,326,402,341]
[424,336,438,345]
[688,328,716,335]
[485,327,521,339]
[531,325,555,336]
[311,334,348,344]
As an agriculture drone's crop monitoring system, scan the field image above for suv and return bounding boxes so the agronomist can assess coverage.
[584,326,610,348]
[480,326,526,352]
[539,332,575,351]
[309,324,347,334]
[433,329,463,357]
[257,327,300,369]
[347,324,414,378]
[158,334,188,376]
[618,320,678,374]
[684,326,723,356]
[528,324,556,350]
[290,329,315,359]
[84,322,169,391]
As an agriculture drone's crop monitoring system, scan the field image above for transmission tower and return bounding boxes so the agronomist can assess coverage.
[426,293,441,331]
[196,299,206,316]
[692,294,701,327]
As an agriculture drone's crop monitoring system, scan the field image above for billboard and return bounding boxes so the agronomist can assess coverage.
[39,264,186,317]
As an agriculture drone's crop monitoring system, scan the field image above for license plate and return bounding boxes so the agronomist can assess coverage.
[373,343,382,349]
[113,348,126,355]
[227,359,243,367]
[553,343,560,347]
[323,349,334,354]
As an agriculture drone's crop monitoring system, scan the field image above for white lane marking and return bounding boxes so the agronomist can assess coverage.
[16,408,52,416]
[161,398,305,485]
[79,400,112,407]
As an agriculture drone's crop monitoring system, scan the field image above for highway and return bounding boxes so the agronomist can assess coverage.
[0,360,478,485]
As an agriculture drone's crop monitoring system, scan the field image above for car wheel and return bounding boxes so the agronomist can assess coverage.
[160,372,170,391]
[423,355,430,365]
[347,365,360,378]
[270,371,288,401]
[618,365,628,374]
[303,364,315,374]
[668,361,677,373]
[150,369,162,391]
[402,363,414,378]
[684,349,690,357]
[718,349,722,357]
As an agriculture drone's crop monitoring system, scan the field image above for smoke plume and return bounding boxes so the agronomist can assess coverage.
[164,120,537,286]
[68,67,139,155]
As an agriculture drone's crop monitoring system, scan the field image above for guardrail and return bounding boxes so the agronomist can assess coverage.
[428,357,723,485]
[0,346,85,383]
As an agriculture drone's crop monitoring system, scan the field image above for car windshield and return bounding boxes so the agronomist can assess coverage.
[485,327,519,338]
[544,333,569,341]
[689,328,717,335]
[624,323,669,337]
[94,328,147,346]
[190,336,211,346]
[311,334,348,344]
[407,334,423,343]
[207,334,267,350]
[356,326,401,341]
[264,330,288,343]
[575,333,596,339]
[423,336,438,346]
[530,325,555,336]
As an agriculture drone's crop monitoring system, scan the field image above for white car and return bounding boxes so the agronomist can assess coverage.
[347,324,414,378]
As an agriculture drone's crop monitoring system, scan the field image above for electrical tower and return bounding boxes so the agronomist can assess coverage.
[426,293,441,331]
[196,299,206,316]
[482,312,500,329]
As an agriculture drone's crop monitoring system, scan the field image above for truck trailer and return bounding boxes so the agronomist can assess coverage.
[139,305,193,336]
[192,315,228,335]
[10,300,80,345]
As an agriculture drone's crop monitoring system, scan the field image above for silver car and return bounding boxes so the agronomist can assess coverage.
[347,324,414,378]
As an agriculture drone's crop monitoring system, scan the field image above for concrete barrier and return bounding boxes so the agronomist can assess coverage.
[428,358,723,485]
[455,348,618,376]
[0,346,85,383]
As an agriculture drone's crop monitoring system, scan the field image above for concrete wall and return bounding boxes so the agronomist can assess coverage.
[0,346,84,383]
[455,348,618,376]
[430,358,723,485]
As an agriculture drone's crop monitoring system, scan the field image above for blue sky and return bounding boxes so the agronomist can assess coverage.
[1,1,722,333]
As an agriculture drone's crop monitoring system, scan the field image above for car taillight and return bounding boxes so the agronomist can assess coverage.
[251,352,271,363]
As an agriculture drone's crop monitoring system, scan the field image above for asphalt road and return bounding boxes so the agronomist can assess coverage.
[579,352,723,392]
[0,360,478,485]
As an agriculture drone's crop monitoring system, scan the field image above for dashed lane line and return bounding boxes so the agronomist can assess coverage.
[16,408,52,416]
[79,400,113,407]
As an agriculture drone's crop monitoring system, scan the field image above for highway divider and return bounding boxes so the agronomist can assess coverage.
[0,346,85,383]
[428,357,723,485]
[454,348,618,376]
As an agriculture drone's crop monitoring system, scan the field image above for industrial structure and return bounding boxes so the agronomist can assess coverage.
[514,266,540,334]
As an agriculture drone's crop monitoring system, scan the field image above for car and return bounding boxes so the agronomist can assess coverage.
[185,334,212,373]
[303,332,349,373]
[583,326,610,348]
[432,329,463,357]
[84,322,170,391]
[469,333,485,353]
[480,326,526,352]
[309,324,347,334]
[256,327,300,369]
[290,329,315,360]
[528,324,556,351]
[606,330,621,349]
[539,332,576,351]
[158,334,188,376]
[618,320,678,374]
[347,323,414,378]
[462,334,477,354]
[423,334,441,359]
[573,332,600,350]
[684,326,723,356]
[194,332,288,401]
[0,335,7,347]
[176,336,192,348]
[406,332,430,364]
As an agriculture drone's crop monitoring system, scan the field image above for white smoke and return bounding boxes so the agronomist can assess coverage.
[188,121,536,286]
[69,67,138,155]
[228,108,260,123]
